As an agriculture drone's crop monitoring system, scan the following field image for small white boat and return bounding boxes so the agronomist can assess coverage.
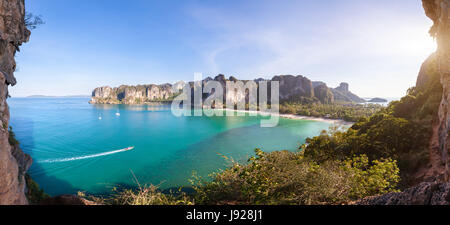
[98,116,102,120]
[124,146,134,151]
[115,113,120,116]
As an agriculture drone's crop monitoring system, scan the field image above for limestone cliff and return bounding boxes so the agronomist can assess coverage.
[314,84,334,104]
[331,82,366,103]
[423,0,450,182]
[90,84,176,104]
[272,75,314,101]
[0,0,31,205]
[91,75,365,106]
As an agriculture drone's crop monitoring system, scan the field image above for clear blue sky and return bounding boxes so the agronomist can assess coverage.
[12,0,436,98]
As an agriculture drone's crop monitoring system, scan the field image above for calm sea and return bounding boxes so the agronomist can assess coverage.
[8,97,332,196]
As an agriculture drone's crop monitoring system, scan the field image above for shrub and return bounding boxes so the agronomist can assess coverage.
[191,149,400,205]
[100,185,194,205]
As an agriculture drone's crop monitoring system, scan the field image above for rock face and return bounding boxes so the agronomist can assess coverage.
[331,82,366,103]
[272,75,314,101]
[0,0,31,205]
[314,84,334,104]
[91,75,365,105]
[90,84,175,104]
[423,0,450,182]
[357,182,450,205]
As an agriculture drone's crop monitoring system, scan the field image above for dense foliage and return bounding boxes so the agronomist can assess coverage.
[280,102,384,122]
[191,149,399,205]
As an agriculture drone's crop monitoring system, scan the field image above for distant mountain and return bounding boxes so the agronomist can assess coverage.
[312,81,366,103]
[367,97,388,103]
[331,83,366,103]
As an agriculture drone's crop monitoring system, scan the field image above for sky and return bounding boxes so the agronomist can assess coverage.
[12,0,436,98]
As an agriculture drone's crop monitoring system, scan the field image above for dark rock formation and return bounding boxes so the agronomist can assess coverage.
[357,182,450,205]
[0,0,31,205]
[39,195,98,205]
[335,82,349,92]
[314,84,334,104]
[272,75,314,101]
[331,82,366,103]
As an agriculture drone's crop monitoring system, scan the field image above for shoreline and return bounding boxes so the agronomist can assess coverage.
[219,108,354,126]
[89,101,354,126]
[89,101,355,127]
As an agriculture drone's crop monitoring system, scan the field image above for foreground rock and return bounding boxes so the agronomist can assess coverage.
[357,182,450,205]
[0,0,31,205]
[39,195,99,205]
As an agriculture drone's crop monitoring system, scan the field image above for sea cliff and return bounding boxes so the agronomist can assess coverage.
[90,84,177,105]
[0,0,32,205]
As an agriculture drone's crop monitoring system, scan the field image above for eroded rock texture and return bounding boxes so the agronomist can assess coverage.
[423,0,450,182]
[0,0,31,205]
[357,182,450,205]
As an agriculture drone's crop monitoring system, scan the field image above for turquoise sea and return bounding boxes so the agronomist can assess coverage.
[8,98,332,196]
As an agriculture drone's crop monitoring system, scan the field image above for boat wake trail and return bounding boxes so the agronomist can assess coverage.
[38,147,134,163]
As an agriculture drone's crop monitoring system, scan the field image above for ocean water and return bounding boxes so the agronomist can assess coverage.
[8,98,332,196]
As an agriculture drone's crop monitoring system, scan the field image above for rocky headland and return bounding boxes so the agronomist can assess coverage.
[90,75,366,105]
[89,83,177,105]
